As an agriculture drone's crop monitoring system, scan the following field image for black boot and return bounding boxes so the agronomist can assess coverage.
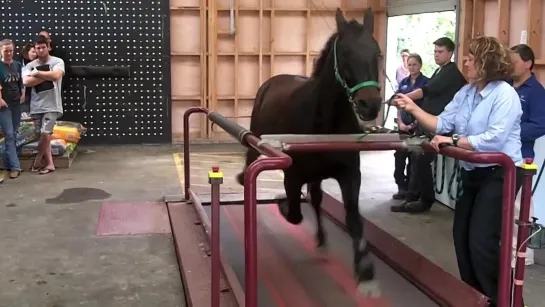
[392,189,408,200]
[390,200,433,213]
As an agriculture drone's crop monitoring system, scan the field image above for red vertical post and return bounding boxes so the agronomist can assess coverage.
[183,107,208,199]
[242,151,292,307]
[512,158,537,306]
[209,165,223,307]
[497,161,517,307]
[243,162,259,307]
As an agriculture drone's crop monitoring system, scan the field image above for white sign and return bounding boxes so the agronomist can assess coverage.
[520,30,528,44]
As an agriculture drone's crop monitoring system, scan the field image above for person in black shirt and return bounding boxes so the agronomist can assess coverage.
[19,43,37,66]
[19,43,37,114]
[390,37,467,213]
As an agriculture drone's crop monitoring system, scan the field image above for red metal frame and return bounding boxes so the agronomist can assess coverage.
[512,162,535,306]
[210,176,221,307]
[282,142,519,307]
[167,199,240,306]
[183,107,292,307]
[188,189,246,305]
[182,107,533,307]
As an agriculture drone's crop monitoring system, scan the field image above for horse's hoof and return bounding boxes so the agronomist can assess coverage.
[316,233,327,252]
[235,173,244,185]
[274,192,287,200]
[357,280,381,298]
[316,244,329,255]
[278,200,303,225]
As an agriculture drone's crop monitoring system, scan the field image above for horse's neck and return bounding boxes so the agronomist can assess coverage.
[311,66,360,134]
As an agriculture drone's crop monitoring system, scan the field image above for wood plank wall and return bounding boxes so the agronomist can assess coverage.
[457,0,543,75]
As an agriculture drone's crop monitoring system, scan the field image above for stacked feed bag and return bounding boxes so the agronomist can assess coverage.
[19,139,77,157]
[51,121,87,143]
[0,120,86,158]
[0,121,41,155]
[19,121,87,158]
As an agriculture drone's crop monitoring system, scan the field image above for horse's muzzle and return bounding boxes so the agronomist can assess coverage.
[355,99,381,121]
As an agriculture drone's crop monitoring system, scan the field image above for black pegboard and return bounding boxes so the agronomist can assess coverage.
[0,0,172,144]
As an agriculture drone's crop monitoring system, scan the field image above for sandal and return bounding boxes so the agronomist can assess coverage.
[38,168,55,175]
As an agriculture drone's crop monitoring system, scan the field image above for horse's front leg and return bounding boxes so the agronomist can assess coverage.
[277,172,304,224]
[236,148,260,186]
[337,168,380,297]
[308,181,327,252]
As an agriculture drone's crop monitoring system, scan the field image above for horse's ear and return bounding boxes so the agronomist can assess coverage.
[335,8,347,32]
[363,8,374,33]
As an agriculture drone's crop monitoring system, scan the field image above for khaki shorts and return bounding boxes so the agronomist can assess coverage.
[32,112,58,135]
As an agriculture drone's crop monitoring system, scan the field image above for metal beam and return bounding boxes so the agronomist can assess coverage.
[259,133,408,148]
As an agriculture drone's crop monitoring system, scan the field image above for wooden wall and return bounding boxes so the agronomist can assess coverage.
[457,0,545,80]
[170,0,386,141]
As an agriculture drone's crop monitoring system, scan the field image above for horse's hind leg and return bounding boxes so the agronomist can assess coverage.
[236,148,259,186]
[278,173,304,224]
[337,168,380,297]
[308,181,327,251]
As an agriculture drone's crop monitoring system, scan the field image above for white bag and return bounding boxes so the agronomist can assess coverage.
[511,188,534,268]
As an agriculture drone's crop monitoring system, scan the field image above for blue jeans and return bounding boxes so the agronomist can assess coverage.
[0,103,22,171]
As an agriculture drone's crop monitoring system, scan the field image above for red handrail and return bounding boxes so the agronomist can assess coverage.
[283,141,517,307]
[183,107,529,307]
[183,107,292,307]
[512,159,535,306]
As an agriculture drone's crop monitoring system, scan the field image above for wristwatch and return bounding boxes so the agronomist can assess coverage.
[452,134,460,146]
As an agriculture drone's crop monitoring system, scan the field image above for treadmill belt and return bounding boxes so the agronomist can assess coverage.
[204,203,438,307]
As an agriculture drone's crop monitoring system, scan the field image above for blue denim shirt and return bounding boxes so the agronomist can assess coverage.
[397,73,429,125]
[436,81,523,170]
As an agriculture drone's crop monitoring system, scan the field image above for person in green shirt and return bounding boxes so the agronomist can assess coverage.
[0,39,24,180]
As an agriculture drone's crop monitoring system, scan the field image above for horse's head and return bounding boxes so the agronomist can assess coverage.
[334,8,382,121]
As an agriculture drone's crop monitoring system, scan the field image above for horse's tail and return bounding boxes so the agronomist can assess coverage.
[249,78,273,132]
[236,79,274,186]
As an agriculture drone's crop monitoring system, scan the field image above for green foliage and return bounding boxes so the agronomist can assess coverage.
[394,11,456,77]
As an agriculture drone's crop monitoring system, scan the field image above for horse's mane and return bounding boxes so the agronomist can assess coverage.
[311,32,338,78]
[311,21,365,79]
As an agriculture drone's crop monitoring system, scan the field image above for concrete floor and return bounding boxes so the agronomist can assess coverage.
[0,145,185,307]
[1,144,544,307]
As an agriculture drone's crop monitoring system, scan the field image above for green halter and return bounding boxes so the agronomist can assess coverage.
[333,37,379,102]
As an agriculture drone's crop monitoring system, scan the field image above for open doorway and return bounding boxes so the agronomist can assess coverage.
[383,11,457,129]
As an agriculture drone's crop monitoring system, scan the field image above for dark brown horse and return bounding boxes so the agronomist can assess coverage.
[236,8,383,296]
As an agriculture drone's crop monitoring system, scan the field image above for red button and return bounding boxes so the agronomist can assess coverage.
[525,158,533,164]
[212,166,220,172]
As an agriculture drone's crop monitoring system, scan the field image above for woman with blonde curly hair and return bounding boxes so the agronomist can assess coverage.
[394,36,523,306]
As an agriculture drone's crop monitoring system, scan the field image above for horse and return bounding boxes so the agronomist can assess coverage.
[236,8,383,296]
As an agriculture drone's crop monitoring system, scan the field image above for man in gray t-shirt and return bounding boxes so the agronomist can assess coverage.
[22,35,65,175]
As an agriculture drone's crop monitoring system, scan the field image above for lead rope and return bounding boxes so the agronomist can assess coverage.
[448,159,463,201]
[432,155,462,201]
[432,154,447,194]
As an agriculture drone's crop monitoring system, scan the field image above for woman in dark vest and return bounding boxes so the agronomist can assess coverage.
[392,53,429,199]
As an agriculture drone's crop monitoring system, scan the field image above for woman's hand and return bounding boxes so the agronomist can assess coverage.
[397,122,408,131]
[429,135,453,151]
[393,93,417,113]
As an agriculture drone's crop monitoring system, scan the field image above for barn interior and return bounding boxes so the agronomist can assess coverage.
[1,0,545,306]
